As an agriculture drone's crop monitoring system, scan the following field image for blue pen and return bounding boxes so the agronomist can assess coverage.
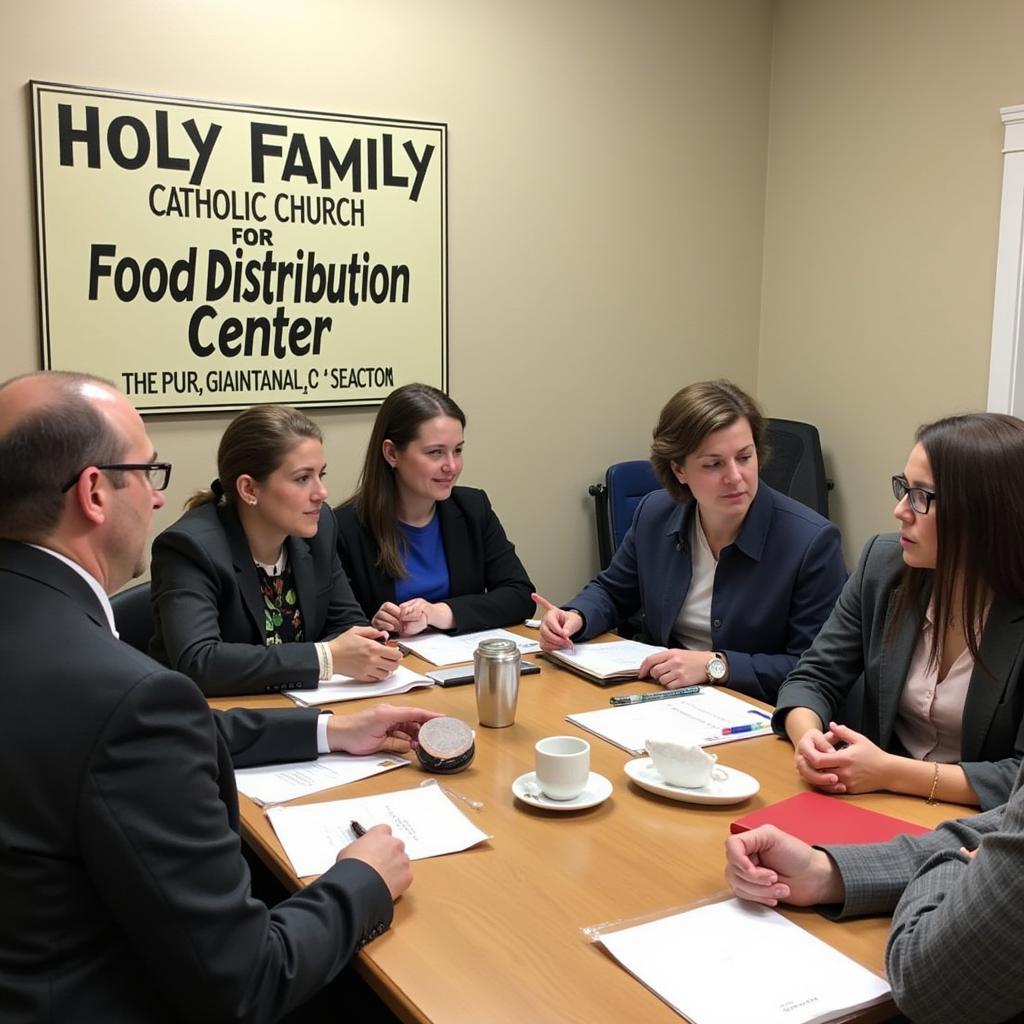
[721,721,771,736]
[748,709,772,720]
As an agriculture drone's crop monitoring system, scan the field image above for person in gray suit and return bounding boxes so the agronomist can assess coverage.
[0,372,438,1023]
[724,788,1024,1024]
[774,413,1024,810]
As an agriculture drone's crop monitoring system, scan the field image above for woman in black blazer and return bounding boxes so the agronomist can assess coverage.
[335,384,534,636]
[150,406,401,696]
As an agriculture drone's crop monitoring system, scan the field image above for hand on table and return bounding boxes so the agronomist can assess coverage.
[795,721,897,795]
[338,824,412,900]
[329,625,402,681]
[326,703,443,755]
[724,825,844,908]
[638,648,711,688]
[533,592,582,652]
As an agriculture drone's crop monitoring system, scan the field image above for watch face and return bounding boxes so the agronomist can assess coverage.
[706,657,727,681]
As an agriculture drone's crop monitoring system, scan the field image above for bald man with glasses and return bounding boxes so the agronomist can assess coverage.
[0,371,438,1023]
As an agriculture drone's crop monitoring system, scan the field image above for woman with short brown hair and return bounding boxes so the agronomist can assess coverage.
[539,379,846,702]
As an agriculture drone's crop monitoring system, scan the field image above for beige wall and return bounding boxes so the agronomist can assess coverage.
[10,1,1018,594]
[2,0,773,599]
[758,0,1024,564]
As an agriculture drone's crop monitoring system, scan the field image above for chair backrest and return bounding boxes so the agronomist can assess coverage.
[588,460,662,570]
[111,581,154,653]
[761,417,831,519]
[588,417,832,570]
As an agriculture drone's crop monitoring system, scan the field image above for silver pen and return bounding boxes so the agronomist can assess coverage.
[610,686,701,706]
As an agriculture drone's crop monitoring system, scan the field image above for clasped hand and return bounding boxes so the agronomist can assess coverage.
[794,721,895,794]
[372,599,454,637]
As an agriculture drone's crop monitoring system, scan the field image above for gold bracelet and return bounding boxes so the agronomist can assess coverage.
[926,761,940,804]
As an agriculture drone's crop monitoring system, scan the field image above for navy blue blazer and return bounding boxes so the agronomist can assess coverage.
[335,487,535,635]
[565,484,848,702]
[150,502,367,697]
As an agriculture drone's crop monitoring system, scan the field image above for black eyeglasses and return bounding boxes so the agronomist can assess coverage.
[61,463,172,494]
[892,474,936,515]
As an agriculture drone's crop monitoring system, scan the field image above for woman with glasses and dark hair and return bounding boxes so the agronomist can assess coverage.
[537,380,848,702]
[773,412,1024,809]
[150,405,402,697]
[335,383,534,636]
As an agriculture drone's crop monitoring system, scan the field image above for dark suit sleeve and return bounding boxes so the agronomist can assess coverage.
[722,521,847,701]
[821,798,1018,1024]
[213,706,322,768]
[151,526,323,696]
[772,535,881,733]
[563,497,648,639]
[962,752,1024,813]
[445,491,535,634]
[79,668,392,1024]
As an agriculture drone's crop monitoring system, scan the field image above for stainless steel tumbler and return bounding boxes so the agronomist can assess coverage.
[474,638,521,728]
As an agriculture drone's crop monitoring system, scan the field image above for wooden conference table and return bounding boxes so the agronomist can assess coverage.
[209,637,963,1024]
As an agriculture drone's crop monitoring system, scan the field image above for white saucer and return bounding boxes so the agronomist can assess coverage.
[624,758,759,805]
[512,771,613,811]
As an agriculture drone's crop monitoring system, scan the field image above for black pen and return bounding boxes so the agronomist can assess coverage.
[610,686,701,706]
[350,819,367,838]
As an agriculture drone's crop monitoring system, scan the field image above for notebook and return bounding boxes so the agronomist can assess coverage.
[544,639,666,685]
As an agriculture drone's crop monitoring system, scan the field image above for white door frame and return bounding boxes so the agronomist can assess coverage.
[988,104,1024,415]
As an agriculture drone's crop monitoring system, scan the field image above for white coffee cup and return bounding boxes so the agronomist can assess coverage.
[646,738,728,789]
[535,735,591,800]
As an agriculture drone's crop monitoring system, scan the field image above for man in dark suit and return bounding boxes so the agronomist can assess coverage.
[0,371,438,1023]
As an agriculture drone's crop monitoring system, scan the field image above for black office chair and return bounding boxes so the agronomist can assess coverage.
[761,417,833,519]
[111,581,154,653]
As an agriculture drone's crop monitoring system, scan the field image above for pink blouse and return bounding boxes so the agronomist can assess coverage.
[893,604,980,763]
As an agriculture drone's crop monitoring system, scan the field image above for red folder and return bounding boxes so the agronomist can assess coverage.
[730,791,931,846]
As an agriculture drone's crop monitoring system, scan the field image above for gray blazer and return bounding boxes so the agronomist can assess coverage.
[773,533,1024,809]
[824,771,1024,1024]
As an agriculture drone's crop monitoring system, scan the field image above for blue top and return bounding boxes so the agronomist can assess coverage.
[395,516,451,604]
[564,484,848,702]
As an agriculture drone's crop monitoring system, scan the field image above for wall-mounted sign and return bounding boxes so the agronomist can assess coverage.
[30,82,447,412]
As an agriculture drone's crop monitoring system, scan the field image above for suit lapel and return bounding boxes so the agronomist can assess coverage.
[877,584,923,747]
[288,535,317,636]
[221,507,266,640]
[660,501,694,646]
[961,599,1024,760]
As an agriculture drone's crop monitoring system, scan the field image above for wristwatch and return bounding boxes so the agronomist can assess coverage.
[705,652,728,683]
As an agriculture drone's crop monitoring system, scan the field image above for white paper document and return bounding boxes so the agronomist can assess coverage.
[284,665,434,706]
[599,899,890,1024]
[234,753,410,806]
[398,628,540,666]
[567,687,773,754]
[546,639,667,681]
[265,782,491,877]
